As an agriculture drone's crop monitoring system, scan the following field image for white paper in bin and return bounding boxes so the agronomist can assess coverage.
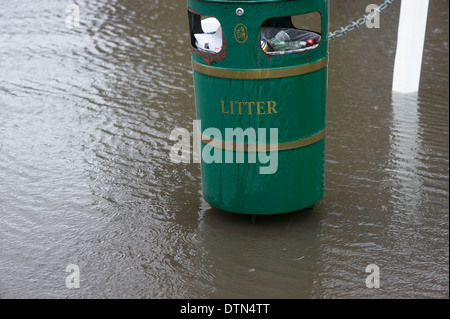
[194,26,222,53]
[201,17,221,33]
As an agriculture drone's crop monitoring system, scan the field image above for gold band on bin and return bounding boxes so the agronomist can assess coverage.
[200,127,327,152]
[192,57,328,80]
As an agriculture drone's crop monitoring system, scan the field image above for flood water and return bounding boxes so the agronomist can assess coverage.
[0,0,448,299]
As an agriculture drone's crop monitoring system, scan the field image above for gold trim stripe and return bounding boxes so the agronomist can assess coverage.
[192,57,328,80]
[200,127,327,152]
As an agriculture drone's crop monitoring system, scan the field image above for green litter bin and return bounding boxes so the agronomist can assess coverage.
[187,0,329,215]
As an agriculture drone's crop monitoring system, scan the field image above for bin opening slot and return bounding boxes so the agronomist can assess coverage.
[260,12,322,56]
[188,11,223,54]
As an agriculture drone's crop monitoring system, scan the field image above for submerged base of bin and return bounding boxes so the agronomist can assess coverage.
[200,139,325,215]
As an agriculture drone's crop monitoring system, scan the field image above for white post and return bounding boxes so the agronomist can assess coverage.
[392,0,430,93]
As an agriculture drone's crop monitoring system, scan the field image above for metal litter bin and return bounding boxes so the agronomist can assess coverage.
[187,0,329,215]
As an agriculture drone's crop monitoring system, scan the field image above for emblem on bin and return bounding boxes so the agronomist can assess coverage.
[234,23,248,43]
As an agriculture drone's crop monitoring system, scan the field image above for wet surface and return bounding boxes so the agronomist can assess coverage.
[0,0,448,298]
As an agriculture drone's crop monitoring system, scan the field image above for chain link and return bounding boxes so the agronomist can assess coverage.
[329,0,395,40]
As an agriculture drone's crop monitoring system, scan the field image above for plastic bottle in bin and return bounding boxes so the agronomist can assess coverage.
[271,40,307,51]
[260,28,320,54]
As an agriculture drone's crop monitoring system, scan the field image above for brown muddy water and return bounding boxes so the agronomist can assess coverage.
[0,0,448,298]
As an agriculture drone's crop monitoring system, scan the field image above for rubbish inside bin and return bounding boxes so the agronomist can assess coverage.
[260,27,321,55]
[193,26,320,55]
[201,17,220,33]
[195,20,222,54]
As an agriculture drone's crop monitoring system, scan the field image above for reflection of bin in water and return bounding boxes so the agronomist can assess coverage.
[187,0,329,215]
